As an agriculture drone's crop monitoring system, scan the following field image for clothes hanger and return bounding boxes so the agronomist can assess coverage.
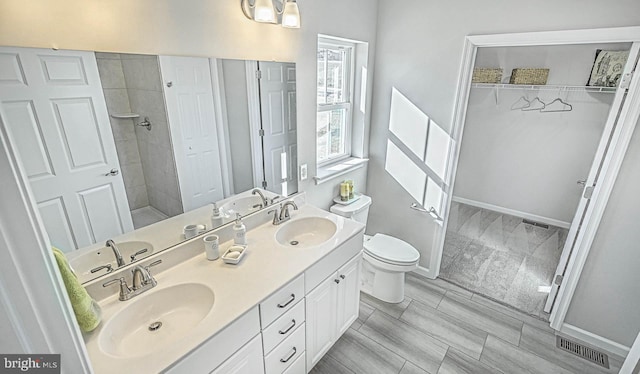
[541,97,573,112]
[522,97,545,111]
[510,96,530,110]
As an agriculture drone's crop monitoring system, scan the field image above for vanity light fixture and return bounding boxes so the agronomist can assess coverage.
[241,0,301,28]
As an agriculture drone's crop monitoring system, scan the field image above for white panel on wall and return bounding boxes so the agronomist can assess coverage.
[78,184,124,243]
[38,55,88,85]
[0,52,26,85]
[389,87,429,160]
[385,139,426,203]
[1,100,53,179]
[52,98,107,169]
[425,120,452,182]
[37,197,76,251]
[424,177,445,214]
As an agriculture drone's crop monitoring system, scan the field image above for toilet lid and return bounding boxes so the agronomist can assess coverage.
[363,234,420,264]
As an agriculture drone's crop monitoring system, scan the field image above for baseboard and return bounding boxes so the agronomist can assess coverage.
[561,323,630,358]
[412,266,436,280]
[452,196,571,229]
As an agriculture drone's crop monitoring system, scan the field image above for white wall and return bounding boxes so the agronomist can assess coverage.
[565,115,640,347]
[0,0,378,208]
[454,44,620,225]
[221,59,254,193]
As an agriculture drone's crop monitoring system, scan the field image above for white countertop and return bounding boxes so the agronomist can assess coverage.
[82,203,365,373]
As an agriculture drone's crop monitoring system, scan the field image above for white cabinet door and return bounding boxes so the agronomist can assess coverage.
[305,274,337,369]
[336,255,361,336]
[212,334,264,374]
[0,47,133,250]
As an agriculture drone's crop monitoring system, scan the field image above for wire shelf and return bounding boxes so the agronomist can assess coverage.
[472,83,617,93]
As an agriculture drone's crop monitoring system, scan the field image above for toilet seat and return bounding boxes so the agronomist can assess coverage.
[363,234,420,265]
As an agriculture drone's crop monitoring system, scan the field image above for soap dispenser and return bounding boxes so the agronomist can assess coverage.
[211,203,224,227]
[233,213,247,245]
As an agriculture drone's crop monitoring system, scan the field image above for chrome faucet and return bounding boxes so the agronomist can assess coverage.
[279,201,298,221]
[268,201,298,225]
[102,259,162,301]
[106,239,125,267]
[252,188,268,207]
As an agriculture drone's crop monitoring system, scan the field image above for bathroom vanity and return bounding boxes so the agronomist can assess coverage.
[82,194,365,373]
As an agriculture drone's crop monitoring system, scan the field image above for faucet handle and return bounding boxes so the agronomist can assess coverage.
[103,277,132,301]
[90,263,113,274]
[130,248,149,262]
[145,259,162,272]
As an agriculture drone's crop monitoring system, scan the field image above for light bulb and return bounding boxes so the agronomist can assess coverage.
[281,0,300,28]
[253,0,276,23]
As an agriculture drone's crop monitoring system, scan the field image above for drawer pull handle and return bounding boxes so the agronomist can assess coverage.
[334,279,340,284]
[280,347,297,363]
[277,294,295,308]
[340,274,345,279]
[278,319,296,335]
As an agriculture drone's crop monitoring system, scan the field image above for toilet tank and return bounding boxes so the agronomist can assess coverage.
[330,195,372,225]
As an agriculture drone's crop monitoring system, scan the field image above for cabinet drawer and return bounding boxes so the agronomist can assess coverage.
[282,352,305,374]
[260,274,304,328]
[264,323,305,374]
[262,299,305,354]
[211,334,264,374]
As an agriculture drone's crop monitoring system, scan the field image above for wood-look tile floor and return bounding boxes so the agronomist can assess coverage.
[310,273,624,374]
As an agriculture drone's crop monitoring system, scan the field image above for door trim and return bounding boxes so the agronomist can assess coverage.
[245,60,264,189]
[437,26,640,332]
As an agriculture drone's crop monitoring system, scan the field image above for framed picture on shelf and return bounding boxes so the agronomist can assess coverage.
[587,49,630,87]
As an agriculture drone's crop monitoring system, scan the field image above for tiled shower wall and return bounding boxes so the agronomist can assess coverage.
[120,54,183,217]
[96,52,149,210]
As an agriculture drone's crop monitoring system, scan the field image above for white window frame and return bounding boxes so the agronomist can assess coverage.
[317,37,356,166]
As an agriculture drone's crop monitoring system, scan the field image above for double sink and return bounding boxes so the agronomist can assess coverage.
[83,202,349,371]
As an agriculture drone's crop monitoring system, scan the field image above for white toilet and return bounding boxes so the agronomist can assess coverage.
[330,194,420,303]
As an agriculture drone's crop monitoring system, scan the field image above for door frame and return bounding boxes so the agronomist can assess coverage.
[245,60,266,189]
[434,26,640,332]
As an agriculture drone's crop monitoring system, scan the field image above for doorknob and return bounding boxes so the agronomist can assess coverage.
[105,168,119,176]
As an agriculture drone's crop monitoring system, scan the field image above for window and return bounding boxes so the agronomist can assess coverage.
[317,38,354,164]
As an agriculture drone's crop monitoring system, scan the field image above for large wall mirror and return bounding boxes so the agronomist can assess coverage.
[0,46,298,282]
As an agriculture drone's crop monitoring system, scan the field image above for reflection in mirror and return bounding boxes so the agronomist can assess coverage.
[0,46,297,282]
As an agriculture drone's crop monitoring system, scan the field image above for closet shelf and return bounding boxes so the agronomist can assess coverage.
[472,83,617,93]
[110,113,140,119]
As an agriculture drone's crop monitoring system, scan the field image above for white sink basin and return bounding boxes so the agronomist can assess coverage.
[69,241,154,283]
[98,283,215,358]
[276,217,337,248]
[219,195,264,217]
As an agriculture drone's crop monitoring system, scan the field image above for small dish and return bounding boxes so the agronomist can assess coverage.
[222,244,247,265]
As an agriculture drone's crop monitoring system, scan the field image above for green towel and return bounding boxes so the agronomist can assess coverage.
[52,247,101,332]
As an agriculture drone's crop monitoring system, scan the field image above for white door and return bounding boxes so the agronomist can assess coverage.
[0,47,133,251]
[258,61,297,196]
[335,255,361,336]
[305,274,337,369]
[544,43,640,313]
[159,56,224,211]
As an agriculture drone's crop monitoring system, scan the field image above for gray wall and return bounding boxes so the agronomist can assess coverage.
[565,115,640,347]
[121,54,183,217]
[221,59,254,193]
[454,45,619,225]
[95,53,149,211]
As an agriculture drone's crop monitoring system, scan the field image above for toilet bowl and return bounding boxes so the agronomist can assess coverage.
[330,195,420,303]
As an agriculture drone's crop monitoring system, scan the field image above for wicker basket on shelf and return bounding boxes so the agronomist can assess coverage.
[509,68,549,85]
[472,68,503,83]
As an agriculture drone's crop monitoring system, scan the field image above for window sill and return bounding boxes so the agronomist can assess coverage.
[313,157,368,185]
